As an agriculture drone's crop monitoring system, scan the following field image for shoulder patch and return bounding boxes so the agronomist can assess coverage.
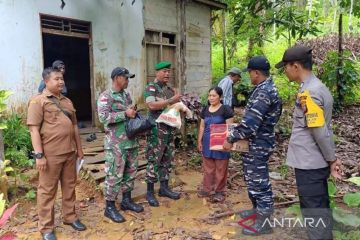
[148,86,156,92]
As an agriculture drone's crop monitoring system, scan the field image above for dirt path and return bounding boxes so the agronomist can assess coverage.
[9,169,307,240]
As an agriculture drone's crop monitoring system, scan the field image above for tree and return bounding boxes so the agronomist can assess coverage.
[335,0,360,108]
[218,0,321,58]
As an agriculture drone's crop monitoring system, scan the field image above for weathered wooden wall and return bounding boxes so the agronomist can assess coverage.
[185,1,212,95]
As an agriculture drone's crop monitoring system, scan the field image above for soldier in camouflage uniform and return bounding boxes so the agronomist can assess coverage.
[143,61,182,207]
[223,56,282,236]
[97,67,144,223]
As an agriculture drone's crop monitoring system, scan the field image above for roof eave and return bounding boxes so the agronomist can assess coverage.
[193,0,227,10]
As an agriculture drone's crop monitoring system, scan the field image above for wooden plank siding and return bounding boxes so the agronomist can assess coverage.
[143,0,216,95]
[143,0,178,33]
[184,1,212,95]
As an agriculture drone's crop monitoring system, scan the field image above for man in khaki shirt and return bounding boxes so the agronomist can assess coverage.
[27,67,86,240]
[276,46,342,240]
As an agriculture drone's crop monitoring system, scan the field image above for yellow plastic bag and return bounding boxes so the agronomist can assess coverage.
[298,90,325,127]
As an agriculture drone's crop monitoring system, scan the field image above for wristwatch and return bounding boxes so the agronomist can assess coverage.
[34,152,44,159]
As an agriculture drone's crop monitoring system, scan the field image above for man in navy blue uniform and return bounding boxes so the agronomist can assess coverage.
[224,56,282,236]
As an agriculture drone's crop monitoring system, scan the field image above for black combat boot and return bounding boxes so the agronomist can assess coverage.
[159,180,181,200]
[104,200,125,223]
[239,200,257,218]
[242,212,273,236]
[146,182,159,207]
[120,191,144,213]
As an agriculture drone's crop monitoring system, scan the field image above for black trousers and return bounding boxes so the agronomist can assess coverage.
[295,167,333,240]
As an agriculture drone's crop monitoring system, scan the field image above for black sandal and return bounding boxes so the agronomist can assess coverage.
[211,192,225,203]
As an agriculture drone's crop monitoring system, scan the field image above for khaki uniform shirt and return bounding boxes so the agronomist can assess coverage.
[27,89,77,156]
[286,74,336,169]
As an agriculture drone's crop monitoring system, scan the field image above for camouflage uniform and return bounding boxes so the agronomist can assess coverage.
[97,89,139,201]
[144,80,175,183]
[228,77,282,214]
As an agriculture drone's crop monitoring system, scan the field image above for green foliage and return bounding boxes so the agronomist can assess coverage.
[274,74,298,102]
[320,50,360,109]
[5,148,32,168]
[225,0,321,58]
[328,179,337,208]
[326,179,360,229]
[233,73,253,105]
[0,160,13,176]
[339,0,360,18]
[285,203,302,218]
[273,3,322,46]
[211,46,227,82]
[25,189,36,200]
[334,230,360,240]
[333,208,360,228]
[278,164,289,179]
[287,179,360,237]
[0,90,12,129]
[0,193,5,216]
[328,180,337,197]
[3,114,33,168]
[343,192,360,207]
[347,177,360,186]
[174,124,199,150]
[200,92,208,106]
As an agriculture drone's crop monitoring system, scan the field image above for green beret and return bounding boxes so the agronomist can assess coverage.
[155,61,171,71]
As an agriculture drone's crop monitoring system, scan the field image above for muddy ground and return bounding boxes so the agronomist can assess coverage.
[7,168,310,240]
[2,105,360,240]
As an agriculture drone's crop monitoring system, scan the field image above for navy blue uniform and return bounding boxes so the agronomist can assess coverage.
[228,77,282,214]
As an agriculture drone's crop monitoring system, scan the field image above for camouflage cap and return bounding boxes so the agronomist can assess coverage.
[155,61,171,71]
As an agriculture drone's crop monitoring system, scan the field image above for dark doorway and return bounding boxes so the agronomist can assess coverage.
[42,33,92,123]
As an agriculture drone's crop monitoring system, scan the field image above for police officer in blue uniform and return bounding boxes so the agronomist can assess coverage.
[223,56,282,236]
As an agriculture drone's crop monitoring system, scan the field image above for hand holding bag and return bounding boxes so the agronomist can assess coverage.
[125,113,154,139]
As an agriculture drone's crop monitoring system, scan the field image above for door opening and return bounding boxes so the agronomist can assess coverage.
[41,14,93,126]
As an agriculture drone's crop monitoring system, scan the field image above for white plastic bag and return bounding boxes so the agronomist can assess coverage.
[76,158,84,174]
[156,102,192,129]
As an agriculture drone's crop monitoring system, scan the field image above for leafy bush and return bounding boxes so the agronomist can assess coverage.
[273,74,298,103]
[320,50,360,109]
[233,73,253,106]
[0,91,12,130]
[3,114,33,168]
[25,189,36,200]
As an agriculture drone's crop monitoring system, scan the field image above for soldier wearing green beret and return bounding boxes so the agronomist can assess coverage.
[143,61,182,206]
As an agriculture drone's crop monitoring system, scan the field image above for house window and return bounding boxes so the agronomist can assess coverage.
[145,30,177,86]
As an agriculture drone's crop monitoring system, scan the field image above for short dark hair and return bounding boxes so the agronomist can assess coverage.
[42,67,62,80]
[289,59,313,70]
[209,86,223,98]
[52,60,65,69]
[258,69,270,77]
